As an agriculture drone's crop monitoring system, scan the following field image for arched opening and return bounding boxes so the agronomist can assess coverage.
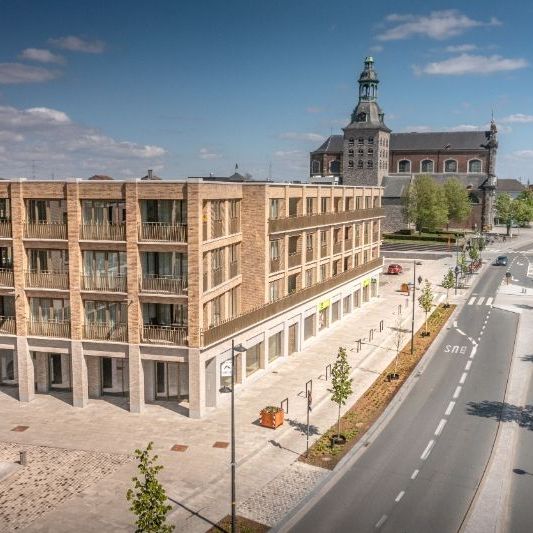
[420,159,434,173]
[444,159,458,173]
[311,160,321,174]
[398,160,411,173]
[330,160,341,174]
[468,159,482,173]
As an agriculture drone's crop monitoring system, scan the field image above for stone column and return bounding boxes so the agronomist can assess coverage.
[16,337,34,402]
[188,348,205,418]
[87,355,101,398]
[143,360,155,403]
[66,182,82,341]
[128,344,144,413]
[35,352,48,393]
[71,340,88,408]
[125,182,141,345]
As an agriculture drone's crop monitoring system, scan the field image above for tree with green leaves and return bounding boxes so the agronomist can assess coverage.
[495,193,514,235]
[392,312,406,377]
[418,280,434,336]
[404,175,449,233]
[126,442,174,533]
[328,347,353,442]
[468,242,479,262]
[443,177,472,224]
[441,268,455,307]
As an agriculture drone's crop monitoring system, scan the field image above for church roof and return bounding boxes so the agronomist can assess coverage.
[390,131,490,151]
[311,135,344,154]
[382,175,412,198]
[497,178,525,192]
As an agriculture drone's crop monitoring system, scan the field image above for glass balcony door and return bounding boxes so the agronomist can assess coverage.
[0,349,16,385]
[30,298,70,322]
[154,362,189,401]
[143,303,187,327]
[142,252,187,278]
[101,357,129,396]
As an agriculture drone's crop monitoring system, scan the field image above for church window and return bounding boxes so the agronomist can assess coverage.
[348,160,354,168]
[468,159,482,173]
[358,148,364,156]
[368,148,374,156]
[348,149,354,157]
[421,160,434,173]
[358,137,364,145]
[398,160,411,173]
[330,160,341,174]
[357,160,364,169]
[348,138,354,147]
[368,137,374,144]
[367,160,373,169]
[311,160,321,174]
[444,159,457,173]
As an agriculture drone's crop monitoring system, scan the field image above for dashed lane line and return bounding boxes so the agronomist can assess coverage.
[465,360,472,371]
[421,440,435,460]
[453,386,462,399]
[395,491,405,503]
[375,515,387,529]
[411,469,419,480]
[445,401,455,416]
[435,419,447,436]
[459,372,468,384]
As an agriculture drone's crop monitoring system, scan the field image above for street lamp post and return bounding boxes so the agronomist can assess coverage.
[230,339,246,533]
[410,259,416,355]
[454,265,460,296]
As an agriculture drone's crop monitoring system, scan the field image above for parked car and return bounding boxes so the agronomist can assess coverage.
[495,256,508,266]
[387,263,403,275]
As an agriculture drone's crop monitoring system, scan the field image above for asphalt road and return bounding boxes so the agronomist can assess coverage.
[285,255,526,533]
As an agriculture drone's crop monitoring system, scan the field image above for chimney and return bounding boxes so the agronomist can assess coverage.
[147,169,153,180]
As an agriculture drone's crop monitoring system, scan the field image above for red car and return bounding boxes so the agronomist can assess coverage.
[387,263,403,275]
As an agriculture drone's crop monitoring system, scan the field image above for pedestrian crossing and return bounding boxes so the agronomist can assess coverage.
[467,296,493,306]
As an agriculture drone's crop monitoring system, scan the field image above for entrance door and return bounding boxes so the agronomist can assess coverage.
[48,353,71,391]
[155,362,189,401]
[101,357,128,396]
[319,308,329,331]
[288,323,298,355]
[0,349,16,385]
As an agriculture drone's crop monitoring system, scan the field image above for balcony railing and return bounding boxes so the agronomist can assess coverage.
[141,275,187,295]
[139,222,187,242]
[229,261,239,279]
[211,220,224,239]
[0,269,14,287]
[24,222,67,240]
[83,323,127,343]
[306,248,314,262]
[288,252,301,268]
[333,241,343,255]
[270,258,283,273]
[25,271,69,290]
[0,316,16,335]
[201,257,383,347]
[268,207,385,234]
[28,320,71,338]
[229,217,240,234]
[0,221,12,238]
[141,325,188,346]
[344,238,353,251]
[80,223,125,241]
[212,268,223,287]
[82,274,127,292]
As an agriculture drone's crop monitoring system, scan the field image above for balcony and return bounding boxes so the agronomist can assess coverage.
[28,320,71,338]
[139,222,187,242]
[270,257,283,273]
[288,252,301,268]
[229,261,239,279]
[229,217,240,234]
[320,244,328,258]
[306,248,314,262]
[333,241,343,255]
[141,275,187,295]
[344,238,353,251]
[0,269,14,287]
[0,316,15,335]
[24,223,67,240]
[83,323,128,343]
[201,257,384,347]
[211,220,224,239]
[0,221,11,238]
[25,271,69,290]
[268,207,385,234]
[141,325,188,346]
[82,274,127,292]
[80,223,125,241]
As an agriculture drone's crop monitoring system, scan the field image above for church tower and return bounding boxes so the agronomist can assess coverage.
[342,57,391,186]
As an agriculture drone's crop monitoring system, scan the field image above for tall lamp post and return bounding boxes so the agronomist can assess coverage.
[454,265,460,296]
[410,259,416,355]
[230,339,245,533]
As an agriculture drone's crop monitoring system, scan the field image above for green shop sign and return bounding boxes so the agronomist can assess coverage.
[318,299,331,311]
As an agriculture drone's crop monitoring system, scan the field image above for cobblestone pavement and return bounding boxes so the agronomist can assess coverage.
[0,442,131,531]
[239,462,326,526]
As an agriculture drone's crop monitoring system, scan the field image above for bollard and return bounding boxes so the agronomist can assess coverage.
[379,320,384,332]
[19,450,27,466]
[325,363,332,380]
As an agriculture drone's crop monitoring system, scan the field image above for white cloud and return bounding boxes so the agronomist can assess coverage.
[19,48,65,64]
[414,54,527,75]
[279,132,325,142]
[370,45,384,53]
[305,106,322,114]
[48,36,105,54]
[0,104,166,178]
[199,147,221,160]
[378,10,501,41]
[449,124,481,131]
[512,150,533,159]
[274,150,304,158]
[500,113,533,123]
[0,63,58,84]
[445,44,477,53]
[403,125,433,132]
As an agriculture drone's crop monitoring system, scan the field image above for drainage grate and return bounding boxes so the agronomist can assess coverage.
[11,426,29,432]
[170,444,188,452]
[213,441,229,449]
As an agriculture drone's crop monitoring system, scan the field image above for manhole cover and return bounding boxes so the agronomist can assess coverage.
[171,444,188,452]
[213,441,229,449]
[11,426,29,432]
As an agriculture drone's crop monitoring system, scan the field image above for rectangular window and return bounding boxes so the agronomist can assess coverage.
[356,197,362,210]
[306,233,313,250]
[270,240,280,260]
[229,287,239,318]
[320,197,328,213]
[229,199,240,219]
[246,342,262,376]
[320,263,327,281]
[345,197,352,211]
[269,280,280,302]
[306,197,314,214]
[269,199,281,219]
[288,273,298,294]
[269,332,283,362]
[320,230,327,246]
[305,268,313,287]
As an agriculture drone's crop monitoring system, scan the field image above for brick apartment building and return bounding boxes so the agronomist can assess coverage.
[0,178,383,417]
[310,57,499,231]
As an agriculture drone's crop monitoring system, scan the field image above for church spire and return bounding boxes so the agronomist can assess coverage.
[358,56,379,102]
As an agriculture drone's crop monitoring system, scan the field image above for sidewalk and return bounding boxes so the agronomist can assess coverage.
[0,255,466,532]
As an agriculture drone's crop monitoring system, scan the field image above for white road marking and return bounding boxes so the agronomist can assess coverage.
[411,469,419,479]
[453,386,462,399]
[477,297,485,305]
[421,440,435,460]
[480,330,484,336]
[435,418,447,436]
[460,372,468,384]
[482,325,486,331]
[395,491,405,502]
[465,360,472,371]
[376,515,387,528]
[468,297,476,305]
[486,297,493,306]
[456,328,466,336]
[453,320,458,327]
[445,401,455,416]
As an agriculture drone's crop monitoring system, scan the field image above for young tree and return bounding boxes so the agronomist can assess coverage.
[392,312,406,377]
[404,175,449,233]
[443,177,472,224]
[418,280,434,336]
[468,242,480,262]
[495,193,513,235]
[328,347,353,442]
[441,268,455,307]
[126,442,174,533]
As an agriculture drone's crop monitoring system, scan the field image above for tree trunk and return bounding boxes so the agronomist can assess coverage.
[337,404,341,438]
[425,312,428,335]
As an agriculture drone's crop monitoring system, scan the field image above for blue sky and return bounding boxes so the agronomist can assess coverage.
[1,0,533,181]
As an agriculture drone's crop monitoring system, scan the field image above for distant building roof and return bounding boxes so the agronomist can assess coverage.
[88,174,113,180]
[497,178,525,192]
[311,135,343,154]
[390,131,490,151]
[382,175,412,198]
